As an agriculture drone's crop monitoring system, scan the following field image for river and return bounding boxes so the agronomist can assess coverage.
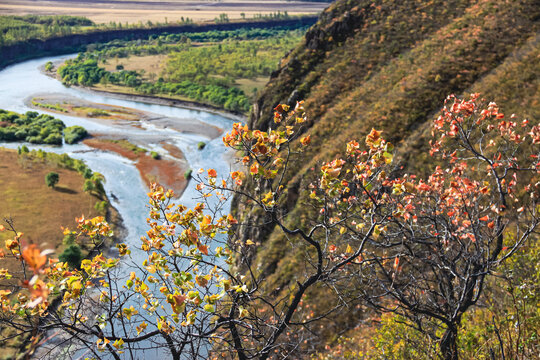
[0,54,238,359]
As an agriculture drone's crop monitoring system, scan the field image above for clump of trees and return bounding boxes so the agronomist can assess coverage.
[58,56,141,87]
[0,95,538,360]
[0,110,64,145]
[0,109,89,145]
[58,27,305,112]
[63,125,88,144]
[0,15,94,46]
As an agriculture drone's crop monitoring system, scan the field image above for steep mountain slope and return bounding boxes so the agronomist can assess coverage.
[232,0,540,353]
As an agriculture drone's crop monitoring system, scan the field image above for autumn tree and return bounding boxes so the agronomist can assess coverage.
[0,95,538,359]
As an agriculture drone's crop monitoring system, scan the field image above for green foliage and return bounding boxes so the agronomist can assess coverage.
[62,233,76,246]
[62,26,305,112]
[17,145,29,154]
[184,169,192,179]
[45,172,59,188]
[58,57,141,87]
[64,125,88,144]
[44,61,53,72]
[83,179,95,193]
[0,15,93,46]
[0,109,64,145]
[150,151,160,160]
[214,13,230,24]
[197,141,206,150]
[31,100,67,113]
[58,244,83,269]
[94,200,109,215]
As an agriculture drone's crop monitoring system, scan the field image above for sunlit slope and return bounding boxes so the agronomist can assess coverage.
[233,0,540,345]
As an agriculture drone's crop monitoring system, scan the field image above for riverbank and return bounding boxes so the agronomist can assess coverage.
[41,63,247,122]
[85,85,248,122]
[28,93,227,136]
[26,92,225,196]
[0,17,318,71]
[83,136,189,195]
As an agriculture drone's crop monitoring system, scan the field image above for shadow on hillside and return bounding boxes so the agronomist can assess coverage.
[54,186,77,194]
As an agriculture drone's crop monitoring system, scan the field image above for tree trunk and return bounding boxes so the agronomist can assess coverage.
[440,325,459,360]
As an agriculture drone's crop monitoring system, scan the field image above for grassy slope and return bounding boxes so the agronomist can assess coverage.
[233,0,540,351]
[0,149,104,252]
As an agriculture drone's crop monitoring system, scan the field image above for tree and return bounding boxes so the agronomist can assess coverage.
[44,171,59,189]
[0,95,538,359]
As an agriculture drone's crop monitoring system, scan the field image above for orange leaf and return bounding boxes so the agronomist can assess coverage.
[198,244,209,255]
[22,244,47,274]
[479,215,489,222]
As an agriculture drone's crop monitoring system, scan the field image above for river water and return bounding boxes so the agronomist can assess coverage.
[0,54,238,358]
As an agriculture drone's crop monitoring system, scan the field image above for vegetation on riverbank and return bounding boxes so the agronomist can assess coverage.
[0,109,87,145]
[55,25,307,112]
[31,95,145,122]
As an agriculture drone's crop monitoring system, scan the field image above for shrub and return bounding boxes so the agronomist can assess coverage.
[150,151,160,160]
[197,141,206,150]
[94,200,108,215]
[43,133,62,145]
[58,244,83,269]
[45,172,59,188]
[184,169,192,179]
[83,179,94,193]
[62,233,76,246]
[64,125,88,144]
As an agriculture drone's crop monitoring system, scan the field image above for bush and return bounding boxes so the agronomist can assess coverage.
[62,233,76,246]
[197,141,206,150]
[45,172,59,188]
[83,179,94,193]
[150,151,160,160]
[58,244,83,269]
[94,200,108,215]
[64,125,88,144]
[184,169,192,179]
[43,133,62,145]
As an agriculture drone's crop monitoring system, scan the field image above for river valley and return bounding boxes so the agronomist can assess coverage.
[0,54,239,359]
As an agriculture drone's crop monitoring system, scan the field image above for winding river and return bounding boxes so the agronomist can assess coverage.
[0,54,238,358]
[0,54,237,253]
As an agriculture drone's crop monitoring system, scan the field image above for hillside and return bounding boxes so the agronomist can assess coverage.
[233,0,540,356]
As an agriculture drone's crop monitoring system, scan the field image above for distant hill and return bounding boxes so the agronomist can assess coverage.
[234,0,540,353]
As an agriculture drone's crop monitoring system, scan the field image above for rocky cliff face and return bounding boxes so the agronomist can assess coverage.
[232,0,540,346]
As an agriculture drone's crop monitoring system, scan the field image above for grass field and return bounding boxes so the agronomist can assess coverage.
[0,148,102,246]
[0,1,330,24]
[0,148,106,277]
